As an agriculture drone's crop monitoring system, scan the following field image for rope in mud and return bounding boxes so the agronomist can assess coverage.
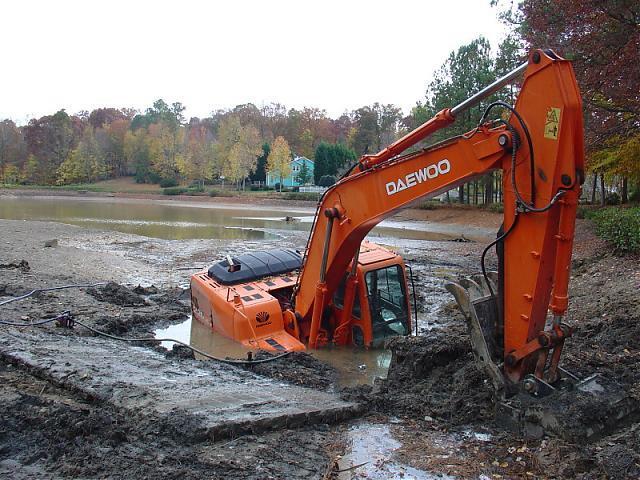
[0,283,290,365]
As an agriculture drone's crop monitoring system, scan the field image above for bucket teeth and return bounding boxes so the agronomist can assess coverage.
[470,273,497,297]
[446,271,505,394]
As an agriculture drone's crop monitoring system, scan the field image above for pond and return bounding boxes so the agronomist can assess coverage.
[0,195,483,242]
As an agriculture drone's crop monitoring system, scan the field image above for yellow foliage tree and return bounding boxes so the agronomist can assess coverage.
[267,136,292,192]
[57,127,107,184]
[216,116,262,189]
[147,123,183,181]
[2,164,20,184]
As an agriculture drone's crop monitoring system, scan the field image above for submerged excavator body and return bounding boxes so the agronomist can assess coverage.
[190,241,413,352]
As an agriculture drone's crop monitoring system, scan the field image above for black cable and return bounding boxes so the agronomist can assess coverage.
[0,312,71,327]
[481,101,567,214]
[1,283,291,365]
[71,318,290,365]
[0,282,107,307]
[481,213,520,299]
[480,101,536,206]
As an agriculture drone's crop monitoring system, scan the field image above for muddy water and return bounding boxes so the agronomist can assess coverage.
[154,316,393,386]
[338,424,453,480]
[0,196,490,242]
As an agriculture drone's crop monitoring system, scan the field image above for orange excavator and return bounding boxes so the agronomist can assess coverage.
[191,49,584,395]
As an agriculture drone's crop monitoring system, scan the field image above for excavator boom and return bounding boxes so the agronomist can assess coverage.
[292,49,584,388]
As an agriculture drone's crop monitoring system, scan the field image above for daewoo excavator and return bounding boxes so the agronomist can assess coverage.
[191,49,585,395]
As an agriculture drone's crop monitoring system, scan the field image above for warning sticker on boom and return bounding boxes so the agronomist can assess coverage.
[544,107,561,140]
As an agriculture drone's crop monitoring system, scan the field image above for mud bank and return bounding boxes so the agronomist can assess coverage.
[339,221,640,479]
[1,211,639,478]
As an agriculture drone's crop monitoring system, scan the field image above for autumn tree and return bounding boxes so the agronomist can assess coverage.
[179,124,216,187]
[147,122,184,181]
[350,103,403,156]
[216,116,262,189]
[57,127,107,184]
[494,0,640,201]
[88,108,132,129]
[0,120,26,183]
[23,110,81,184]
[267,136,292,192]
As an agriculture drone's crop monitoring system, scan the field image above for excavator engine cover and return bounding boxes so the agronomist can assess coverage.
[207,249,302,285]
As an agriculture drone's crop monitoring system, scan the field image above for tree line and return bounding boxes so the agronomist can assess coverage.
[491,0,639,204]
[0,99,404,189]
[1,1,637,203]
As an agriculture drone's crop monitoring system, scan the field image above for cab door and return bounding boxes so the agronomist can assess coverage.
[362,263,411,348]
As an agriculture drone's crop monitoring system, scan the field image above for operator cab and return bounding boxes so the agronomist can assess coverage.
[333,242,413,348]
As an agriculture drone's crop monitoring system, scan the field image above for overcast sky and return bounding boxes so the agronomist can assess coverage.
[1,1,506,124]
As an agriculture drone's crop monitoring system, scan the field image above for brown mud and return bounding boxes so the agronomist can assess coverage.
[338,221,640,479]
[0,210,639,478]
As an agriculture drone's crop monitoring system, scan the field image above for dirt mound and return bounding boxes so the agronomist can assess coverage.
[87,282,147,307]
[166,344,196,360]
[133,284,159,295]
[0,260,30,272]
[245,351,338,390]
[352,323,495,426]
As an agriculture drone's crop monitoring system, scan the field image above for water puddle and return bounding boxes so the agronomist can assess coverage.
[337,424,453,480]
[154,316,393,386]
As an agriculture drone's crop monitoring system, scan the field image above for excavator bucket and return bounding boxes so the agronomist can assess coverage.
[446,274,638,440]
[445,272,505,394]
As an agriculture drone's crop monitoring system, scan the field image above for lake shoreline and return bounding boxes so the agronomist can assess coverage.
[0,186,503,229]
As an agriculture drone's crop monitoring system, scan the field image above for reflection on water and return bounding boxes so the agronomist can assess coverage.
[154,316,393,387]
[312,347,392,387]
[0,196,473,242]
[338,424,451,480]
[0,197,304,240]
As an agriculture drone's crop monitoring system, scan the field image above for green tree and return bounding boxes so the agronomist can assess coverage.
[267,136,292,192]
[250,143,270,184]
[417,37,499,203]
[313,142,356,184]
[296,160,312,186]
[124,129,153,183]
[22,155,39,184]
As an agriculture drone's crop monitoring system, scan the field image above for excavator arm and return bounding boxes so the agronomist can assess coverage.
[291,49,584,387]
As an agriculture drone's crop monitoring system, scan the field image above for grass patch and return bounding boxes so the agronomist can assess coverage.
[416,200,441,210]
[162,187,188,196]
[208,189,235,197]
[589,207,640,254]
[282,192,322,201]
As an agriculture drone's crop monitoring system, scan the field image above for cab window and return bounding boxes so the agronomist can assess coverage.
[365,264,409,345]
